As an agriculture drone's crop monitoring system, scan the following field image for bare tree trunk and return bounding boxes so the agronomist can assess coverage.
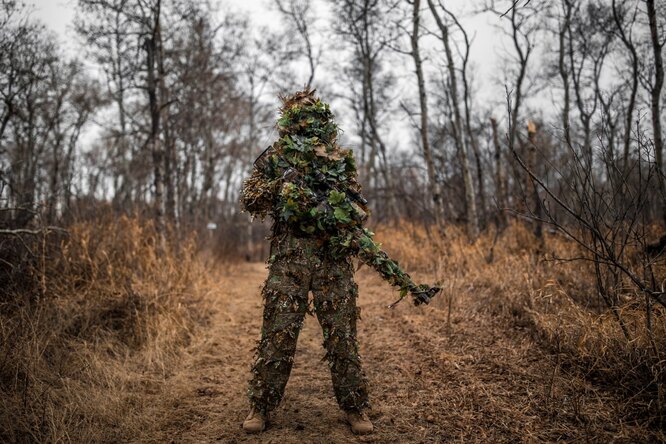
[527,120,542,239]
[427,0,478,238]
[188,148,198,225]
[470,138,485,228]
[246,75,258,261]
[558,0,572,147]
[491,117,507,228]
[48,122,64,223]
[111,7,132,209]
[508,7,530,155]
[156,17,176,226]
[201,127,215,225]
[63,117,84,219]
[596,77,620,189]
[144,1,165,239]
[567,14,603,176]
[646,0,665,224]
[13,92,38,227]
[365,70,399,221]
[612,0,638,172]
[335,0,398,221]
[503,6,536,226]
[446,3,486,229]
[275,0,318,88]
[362,73,379,205]
[410,0,444,226]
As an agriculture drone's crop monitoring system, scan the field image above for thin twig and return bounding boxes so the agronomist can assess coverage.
[0,227,68,236]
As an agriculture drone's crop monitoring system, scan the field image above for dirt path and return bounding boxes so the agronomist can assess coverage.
[148,262,641,443]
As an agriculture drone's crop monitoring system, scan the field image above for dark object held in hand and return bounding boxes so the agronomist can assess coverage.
[411,286,441,306]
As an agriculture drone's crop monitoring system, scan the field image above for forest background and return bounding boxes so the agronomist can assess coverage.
[1,0,665,441]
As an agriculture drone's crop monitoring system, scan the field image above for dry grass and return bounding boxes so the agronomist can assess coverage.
[376,220,666,433]
[146,222,665,442]
[1,217,663,442]
[0,216,213,443]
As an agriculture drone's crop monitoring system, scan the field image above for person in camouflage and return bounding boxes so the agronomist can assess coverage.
[240,89,439,435]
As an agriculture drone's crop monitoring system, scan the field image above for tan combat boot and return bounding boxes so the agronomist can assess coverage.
[242,406,266,433]
[346,410,373,435]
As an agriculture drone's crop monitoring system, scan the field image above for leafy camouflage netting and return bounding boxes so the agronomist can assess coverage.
[241,89,439,306]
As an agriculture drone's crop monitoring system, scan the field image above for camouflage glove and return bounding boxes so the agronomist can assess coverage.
[409,285,441,306]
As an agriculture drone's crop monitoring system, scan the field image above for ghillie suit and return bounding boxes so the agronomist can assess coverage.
[240,89,439,416]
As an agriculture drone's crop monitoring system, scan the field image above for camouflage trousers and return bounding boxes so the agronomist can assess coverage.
[248,233,370,414]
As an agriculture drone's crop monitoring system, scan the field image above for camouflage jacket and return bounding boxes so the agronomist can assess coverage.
[240,140,367,239]
[239,93,439,306]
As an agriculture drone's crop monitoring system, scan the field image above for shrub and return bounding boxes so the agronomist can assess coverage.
[0,215,210,442]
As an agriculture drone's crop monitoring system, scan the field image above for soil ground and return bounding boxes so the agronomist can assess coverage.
[145,262,651,443]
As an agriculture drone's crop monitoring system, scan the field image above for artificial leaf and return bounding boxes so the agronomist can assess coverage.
[333,207,351,224]
[328,190,346,206]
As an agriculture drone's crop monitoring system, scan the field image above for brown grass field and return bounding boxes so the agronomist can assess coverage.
[1,218,664,442]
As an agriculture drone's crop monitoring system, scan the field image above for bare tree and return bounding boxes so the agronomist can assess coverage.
[1,2,100,227]
[487,0,543,222]
[567,1,614,172]
[332,0,400,221]
[427,0,479,238]
[558,0,574,147]
[139,0,165,236]
[611,0,639,172]
[408,0,445,226]
[166,6,249,229]
[490,116,508,227]
[2,23,57,226]
[0,1,31,143]
[274,0,319,89]
[76,0,140,206]
[44,61,101,222]
[496,1,539,156]
[645,0,665,223]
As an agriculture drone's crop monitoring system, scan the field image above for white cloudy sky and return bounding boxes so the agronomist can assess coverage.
[28,0,509,97]
[26,0,543,155]
[29,0,296,51]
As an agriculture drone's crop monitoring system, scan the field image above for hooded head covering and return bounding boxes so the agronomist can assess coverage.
[276,88,338,144]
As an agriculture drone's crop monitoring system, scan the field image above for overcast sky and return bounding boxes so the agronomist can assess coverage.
[26,0,534,155]
[28,0,506,95]
[28,0,286,51]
